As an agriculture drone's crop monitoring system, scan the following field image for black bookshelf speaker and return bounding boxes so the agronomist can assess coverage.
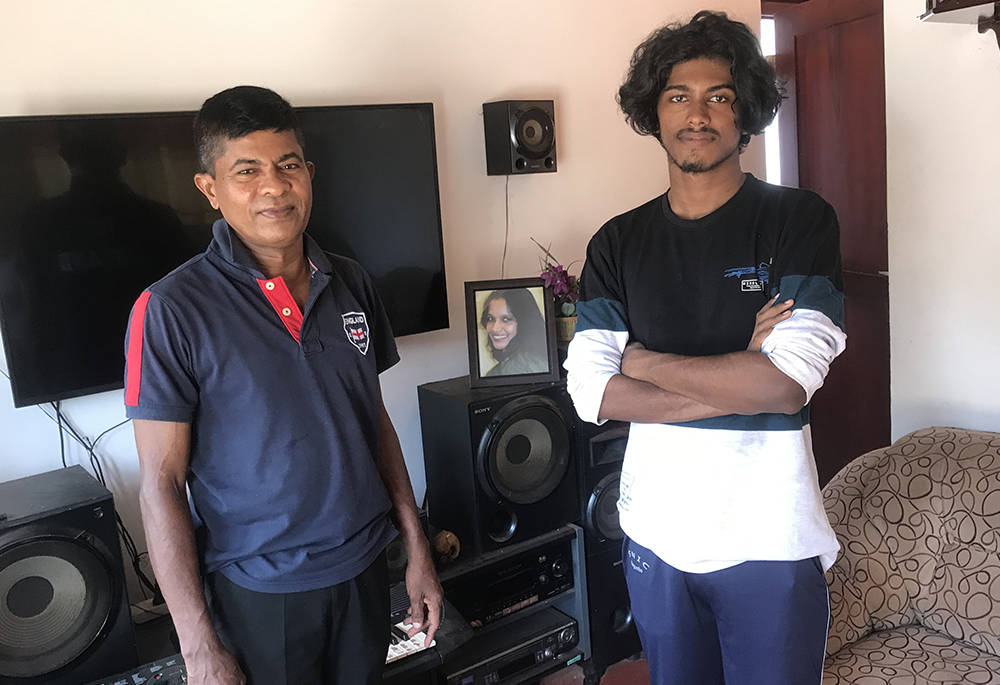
[482,100,557,175]
[577,419,641,672]
[418,376,579,557]
[0,466,138,685]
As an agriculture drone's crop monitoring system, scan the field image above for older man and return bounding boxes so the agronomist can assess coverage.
[125,86,440,685]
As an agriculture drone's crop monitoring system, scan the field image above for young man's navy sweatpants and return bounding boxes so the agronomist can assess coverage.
[623,537,830,685]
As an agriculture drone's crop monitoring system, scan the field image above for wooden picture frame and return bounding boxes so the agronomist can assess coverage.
[465,278,559,388]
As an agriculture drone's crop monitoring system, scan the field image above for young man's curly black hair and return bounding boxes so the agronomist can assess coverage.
[617,10,783,151]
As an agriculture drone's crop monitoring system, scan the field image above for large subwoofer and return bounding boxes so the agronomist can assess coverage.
[0,466,138,684]
[418,376,579,557]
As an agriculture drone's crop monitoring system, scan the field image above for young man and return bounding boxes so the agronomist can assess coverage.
[125,86,441,685]
[564,12,846,685]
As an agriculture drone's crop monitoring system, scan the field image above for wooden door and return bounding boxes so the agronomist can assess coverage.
[767,0,890,486]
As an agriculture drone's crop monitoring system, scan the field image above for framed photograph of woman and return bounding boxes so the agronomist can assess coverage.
[465,277,560,388]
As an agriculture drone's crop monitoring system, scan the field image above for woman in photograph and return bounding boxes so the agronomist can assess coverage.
[480,288,549,377]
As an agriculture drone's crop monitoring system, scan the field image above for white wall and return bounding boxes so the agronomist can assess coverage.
[886,1,1000,438]
[0,0,762,596]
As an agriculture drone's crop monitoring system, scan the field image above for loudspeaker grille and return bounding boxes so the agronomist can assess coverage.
[0,535,114,678]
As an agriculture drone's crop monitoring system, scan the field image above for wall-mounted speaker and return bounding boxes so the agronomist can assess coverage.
[577,419,641,673]
[483,100,557,175]
[418,376,579,557]
[0,466,138,685]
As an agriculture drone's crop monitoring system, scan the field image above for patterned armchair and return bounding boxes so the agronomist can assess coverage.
[822,427,1000,684]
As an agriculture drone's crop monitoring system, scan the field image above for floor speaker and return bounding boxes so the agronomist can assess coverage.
[586,545,640,673]
[577,419,641,672]
[0,466,138,684]
[418,376,579,557]
[578,420,628,555]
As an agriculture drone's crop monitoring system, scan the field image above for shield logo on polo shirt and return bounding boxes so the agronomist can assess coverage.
[343,312,370,355]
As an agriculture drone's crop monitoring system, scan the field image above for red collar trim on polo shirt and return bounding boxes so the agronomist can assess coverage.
[257,277,302,342]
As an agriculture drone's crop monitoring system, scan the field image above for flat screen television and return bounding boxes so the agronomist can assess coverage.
[0,104,449,407]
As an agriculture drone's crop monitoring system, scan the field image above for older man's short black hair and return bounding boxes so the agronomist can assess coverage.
[617,11,783,151]
[193,85,305,175]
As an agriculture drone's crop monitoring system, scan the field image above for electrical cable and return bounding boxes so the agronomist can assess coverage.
[1,364,157,597]
[43,399,157,599]
[93,418,131,449]
[131,602,167,619]
[56,400,67,468]
[501,175,510,278]
[50,402,107,484]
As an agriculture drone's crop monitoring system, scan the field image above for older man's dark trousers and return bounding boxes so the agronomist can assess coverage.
[204,551,390,685]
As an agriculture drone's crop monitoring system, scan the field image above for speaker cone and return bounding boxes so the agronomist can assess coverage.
[478,395,570,505]
[486,510,518,544]
[611,604,634,635]
[513,108,554,159]
[0,533,116,679]
[587,473,623,541]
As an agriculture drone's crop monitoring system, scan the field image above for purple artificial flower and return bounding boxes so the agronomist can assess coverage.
[532,238,581,314]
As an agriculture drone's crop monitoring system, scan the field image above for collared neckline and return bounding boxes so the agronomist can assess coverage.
[209,218,334,278]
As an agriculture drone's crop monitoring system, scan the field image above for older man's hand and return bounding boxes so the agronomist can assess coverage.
[184,640,246,685]
[403,546,444,647]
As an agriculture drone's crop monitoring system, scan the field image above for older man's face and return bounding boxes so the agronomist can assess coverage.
[195,129,314,253]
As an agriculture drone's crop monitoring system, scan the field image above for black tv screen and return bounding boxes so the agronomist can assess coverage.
[0,104,448,407]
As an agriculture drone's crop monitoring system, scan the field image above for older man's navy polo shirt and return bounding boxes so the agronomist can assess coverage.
[124,219,398,593]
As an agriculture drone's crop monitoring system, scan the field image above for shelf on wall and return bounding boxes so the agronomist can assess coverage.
[920,0,997,23]
[920,0,999,51]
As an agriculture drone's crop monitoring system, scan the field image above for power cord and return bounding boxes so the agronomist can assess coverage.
[501,175,510,278]
[47,402,156,598]
[56,400,66,468]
